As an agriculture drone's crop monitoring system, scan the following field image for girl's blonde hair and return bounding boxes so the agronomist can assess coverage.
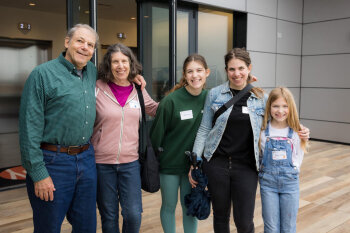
[168,54,208,94]
[262,87,309,152]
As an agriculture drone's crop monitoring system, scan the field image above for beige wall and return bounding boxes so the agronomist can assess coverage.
[0,6,137,62]
[97,18,137,64]
[0,6,66,58]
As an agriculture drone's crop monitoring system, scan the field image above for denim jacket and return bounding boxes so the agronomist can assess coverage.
[192,81,268,171]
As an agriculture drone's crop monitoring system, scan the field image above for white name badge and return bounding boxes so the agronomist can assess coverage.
[242,106,249,114]
[180,110,193,120]
[272,150,287,160]
[129,100,140,109]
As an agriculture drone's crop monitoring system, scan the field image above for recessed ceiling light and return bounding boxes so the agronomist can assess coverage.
[85,10,90,14]
[131,17,136,20]
[29,3,36,6]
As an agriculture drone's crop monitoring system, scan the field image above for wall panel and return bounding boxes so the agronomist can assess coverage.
[303,19,350,55]
[300,119,350,144]
[277,0,303,23]
[302,54,350,88]
[250,51,276,88]
[300,88,350,123]
[304,0,350,23]
[277,20,302,55]
[247,0,277,18]
[247,14,277,53]
[276,54,301,87]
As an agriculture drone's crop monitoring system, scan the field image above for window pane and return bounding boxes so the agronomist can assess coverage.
[176,11,189,82]
[97,0,137,65]
[67,0,91,27]
[141,3,169,102]
[198,8,233,89]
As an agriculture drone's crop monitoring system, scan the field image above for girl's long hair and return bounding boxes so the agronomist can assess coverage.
[167,54,208,94]
[262,87,309,152]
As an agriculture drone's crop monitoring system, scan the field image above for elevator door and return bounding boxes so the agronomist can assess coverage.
[0,39,51,169]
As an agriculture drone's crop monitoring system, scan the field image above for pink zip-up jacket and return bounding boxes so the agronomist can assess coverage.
[92,79,158,164]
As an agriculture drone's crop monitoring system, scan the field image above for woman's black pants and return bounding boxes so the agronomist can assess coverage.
[203,155,258,233]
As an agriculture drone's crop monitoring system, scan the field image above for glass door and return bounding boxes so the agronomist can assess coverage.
[139,1,236,100]
[139,2,197,100]
[176,6,196,83]
[139,1,170,101]
[197,7,233,89]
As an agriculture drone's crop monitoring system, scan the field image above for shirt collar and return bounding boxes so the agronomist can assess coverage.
[221,81,258,98]
[58,52,88,73]
[221,81,231,94]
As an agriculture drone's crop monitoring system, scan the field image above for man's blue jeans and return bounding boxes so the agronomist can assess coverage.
[96,161,142,233]
[26,144,97,233]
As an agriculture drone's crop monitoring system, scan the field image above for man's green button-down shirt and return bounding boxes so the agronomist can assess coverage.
[19,53,97,182]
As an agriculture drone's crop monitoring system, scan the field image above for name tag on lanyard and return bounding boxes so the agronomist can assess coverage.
[272,150,287,160]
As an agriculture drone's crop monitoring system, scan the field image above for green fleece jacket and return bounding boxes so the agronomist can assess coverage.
[150,87,208,174]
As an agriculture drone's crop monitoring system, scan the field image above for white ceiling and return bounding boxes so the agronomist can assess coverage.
[0,0,137,21]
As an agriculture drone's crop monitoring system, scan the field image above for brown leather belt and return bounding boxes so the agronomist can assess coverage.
[40,143,90,155]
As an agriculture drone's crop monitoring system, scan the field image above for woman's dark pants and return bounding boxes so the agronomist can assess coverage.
[203,155,258,233]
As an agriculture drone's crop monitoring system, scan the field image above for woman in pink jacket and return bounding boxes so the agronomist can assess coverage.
[91,43,158,233]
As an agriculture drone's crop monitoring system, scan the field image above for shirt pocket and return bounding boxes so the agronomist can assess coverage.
[254,107,265,117]
[211,102,223,112]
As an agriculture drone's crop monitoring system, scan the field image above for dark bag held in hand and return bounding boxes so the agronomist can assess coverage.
[136,85,160,193]
[212,84,253,127]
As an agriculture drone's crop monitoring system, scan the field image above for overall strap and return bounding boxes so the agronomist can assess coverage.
[265,122,270,137]
[287,127,294,139]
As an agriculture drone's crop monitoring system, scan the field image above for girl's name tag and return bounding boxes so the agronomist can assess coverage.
[180,110,193,120]
[272,150,287,160]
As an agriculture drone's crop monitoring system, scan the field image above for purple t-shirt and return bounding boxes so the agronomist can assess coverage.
[108,82,133,107]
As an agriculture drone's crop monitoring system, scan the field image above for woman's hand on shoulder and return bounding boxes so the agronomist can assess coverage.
[251,75,258,83]
[133,74,146,89]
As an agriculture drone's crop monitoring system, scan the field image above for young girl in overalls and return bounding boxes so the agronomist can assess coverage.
[259,87,309,233]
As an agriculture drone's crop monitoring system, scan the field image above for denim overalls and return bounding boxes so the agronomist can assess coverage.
[259,124,299,233]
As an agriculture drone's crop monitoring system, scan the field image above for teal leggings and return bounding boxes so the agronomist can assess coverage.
[160,173,198,233]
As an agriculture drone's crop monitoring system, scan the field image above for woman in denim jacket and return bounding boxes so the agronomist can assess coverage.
[190,48,308,233]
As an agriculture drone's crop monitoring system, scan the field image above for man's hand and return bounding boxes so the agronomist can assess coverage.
[133,74,147,90]
[34,176,56,201]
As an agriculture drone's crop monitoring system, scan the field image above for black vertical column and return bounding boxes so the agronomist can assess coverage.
[90,0,97,65]
[66,0,80,30]
[233,11,247,48]
[169,0,177,89]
